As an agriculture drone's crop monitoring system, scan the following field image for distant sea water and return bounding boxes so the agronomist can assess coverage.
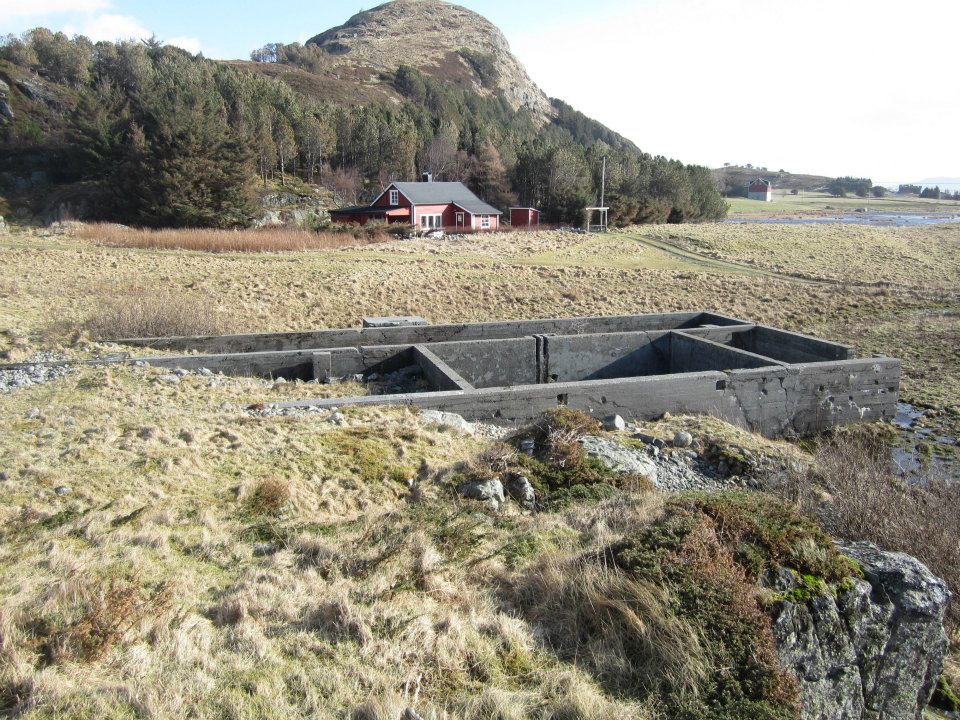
[725,213,960,227]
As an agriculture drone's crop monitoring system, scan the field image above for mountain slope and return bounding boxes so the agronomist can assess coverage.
[306,0,552,121]
[0,3,726,227]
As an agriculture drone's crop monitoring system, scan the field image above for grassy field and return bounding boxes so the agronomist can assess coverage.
[727,190,960,217]
[1,220,959,717]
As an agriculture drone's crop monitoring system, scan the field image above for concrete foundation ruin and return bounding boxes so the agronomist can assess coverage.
[101,312,900,438]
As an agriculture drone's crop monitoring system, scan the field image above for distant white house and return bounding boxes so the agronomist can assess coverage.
[748,179,773,202]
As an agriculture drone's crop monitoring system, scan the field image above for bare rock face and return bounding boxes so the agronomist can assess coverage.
[307,0,553,122]
[772,540,950,720]
[0,79,13,125]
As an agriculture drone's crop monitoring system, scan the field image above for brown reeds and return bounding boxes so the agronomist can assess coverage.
[77,223,392,253]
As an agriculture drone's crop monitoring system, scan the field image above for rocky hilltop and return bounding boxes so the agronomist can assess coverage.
[307,0,553,120]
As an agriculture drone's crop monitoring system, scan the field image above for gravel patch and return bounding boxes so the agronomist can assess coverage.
[0,353,73,394]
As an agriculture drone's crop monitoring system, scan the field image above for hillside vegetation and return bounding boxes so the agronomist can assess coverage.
[0,4,727,229]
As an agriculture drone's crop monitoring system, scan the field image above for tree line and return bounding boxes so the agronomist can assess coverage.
[1,31,727,228]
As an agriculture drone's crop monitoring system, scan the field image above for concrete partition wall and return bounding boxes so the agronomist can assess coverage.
[112,312,752,354]
[729,326,855,363]
[670,333,785,374]
[411,346,474,391]
[544,332,671,382]
[426,337,538,389]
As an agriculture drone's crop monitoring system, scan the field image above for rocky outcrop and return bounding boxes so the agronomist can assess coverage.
[579,435,659,486]
[0,78,13,125]
[307,0,553,121]
[771,540,950,720]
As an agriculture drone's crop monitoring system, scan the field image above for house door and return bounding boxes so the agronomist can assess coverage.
[455,212,464,228]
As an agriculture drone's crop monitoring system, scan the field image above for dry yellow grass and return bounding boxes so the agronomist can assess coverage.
[644,222,960,291]
[0,363,657,718]
[0,219,959,716]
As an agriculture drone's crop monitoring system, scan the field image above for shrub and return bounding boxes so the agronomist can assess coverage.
[528,407,602,467]
[777,428,960,626]
[34,574,172,665]
[76,223,391,252]
[82,290,229,340]
[514,494,815,718]
[455,409,654,510]
[245,478,291,517]
[606,498,804,718]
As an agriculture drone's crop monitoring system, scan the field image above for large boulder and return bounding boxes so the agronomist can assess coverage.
[772,540,950,720]
[579,435,658,486]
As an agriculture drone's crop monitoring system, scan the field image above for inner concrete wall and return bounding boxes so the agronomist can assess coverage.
[112,312,751,354]
[426,337,538,388]
[728,326,855,363]
[670,333,784,374]
[545,332,670,382]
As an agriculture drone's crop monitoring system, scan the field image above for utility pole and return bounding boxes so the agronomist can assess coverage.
[601,156,606,207]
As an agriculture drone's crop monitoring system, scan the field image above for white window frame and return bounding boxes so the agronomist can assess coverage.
[421,214,442,230]
[480,215,491,229]
[389,189,399,206]
[455,212,464,227]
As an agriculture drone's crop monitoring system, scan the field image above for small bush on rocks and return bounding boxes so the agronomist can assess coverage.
[513,493,846,719]
[778,428,960,627]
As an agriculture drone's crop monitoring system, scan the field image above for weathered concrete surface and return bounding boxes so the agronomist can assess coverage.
[362,315,427,328]
[544,331,669,381]
[269,354,900,439]
[428,337,538,389]
[0,313,898,439]
[670,332,785,373]
[112,312,751,354]
[732,325,856,363]
[412,346,474,391]
[772,540,950,720]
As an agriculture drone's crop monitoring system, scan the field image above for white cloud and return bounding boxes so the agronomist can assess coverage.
[63,13,151,41]
[0,0,110,21]
[166,35,203,54]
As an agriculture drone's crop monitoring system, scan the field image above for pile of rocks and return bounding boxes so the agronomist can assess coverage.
[582,431,744,494]
[0,353,72,394]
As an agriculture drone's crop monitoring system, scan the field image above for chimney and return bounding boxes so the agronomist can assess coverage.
[421,172,433,183]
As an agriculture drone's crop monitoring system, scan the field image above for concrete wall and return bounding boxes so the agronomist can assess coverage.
[272,356,900,439]
[544,332,671,381]
[112,312,752,354]
[729,325,855,363]
[412,346,474,391]
[670,332,784,373]
[427,337,538,388]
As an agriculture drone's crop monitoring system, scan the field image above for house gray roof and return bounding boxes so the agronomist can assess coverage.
[392,182,502,215]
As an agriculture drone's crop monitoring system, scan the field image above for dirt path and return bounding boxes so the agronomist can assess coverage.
[626,233,826,284]
[626,233,958,302]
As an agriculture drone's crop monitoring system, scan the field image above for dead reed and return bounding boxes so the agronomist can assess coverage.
[77,223,392,253]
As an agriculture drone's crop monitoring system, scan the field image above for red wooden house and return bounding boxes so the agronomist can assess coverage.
[329,177,502,231]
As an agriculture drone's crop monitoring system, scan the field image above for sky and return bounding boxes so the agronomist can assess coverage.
[2,0,958,184]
